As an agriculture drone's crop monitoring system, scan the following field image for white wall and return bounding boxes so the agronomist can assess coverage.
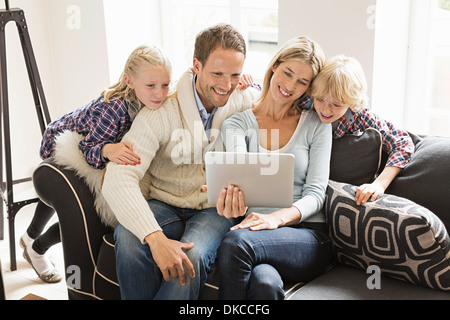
[103,0,162,83]
[4,0,55,183]
[372,0,410,126]
[3,0,109,186]
[44,0,110,116]
[278,0,377,100]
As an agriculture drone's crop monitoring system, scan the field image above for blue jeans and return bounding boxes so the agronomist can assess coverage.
[114,199,236,300]
[217,222,332,299]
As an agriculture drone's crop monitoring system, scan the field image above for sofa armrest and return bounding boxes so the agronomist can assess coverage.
[33,157,112,297]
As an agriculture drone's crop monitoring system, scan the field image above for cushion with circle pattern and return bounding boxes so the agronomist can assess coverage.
[325,180,450,292]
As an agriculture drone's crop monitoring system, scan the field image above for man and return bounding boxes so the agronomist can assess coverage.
[102,24,258,299]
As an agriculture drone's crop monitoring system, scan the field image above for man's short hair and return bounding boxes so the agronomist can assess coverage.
[194,23,246,65]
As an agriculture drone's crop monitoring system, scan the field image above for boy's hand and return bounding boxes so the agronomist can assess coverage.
[102,142,141,166]
[355,182,384,205]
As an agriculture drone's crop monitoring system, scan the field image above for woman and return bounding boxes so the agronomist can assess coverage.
[216,36,333,299]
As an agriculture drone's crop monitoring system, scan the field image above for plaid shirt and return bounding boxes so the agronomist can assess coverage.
[40,97,132,169]
[302,103,414,168]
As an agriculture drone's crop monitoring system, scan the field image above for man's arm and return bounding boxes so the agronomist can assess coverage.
[101,107,196,285]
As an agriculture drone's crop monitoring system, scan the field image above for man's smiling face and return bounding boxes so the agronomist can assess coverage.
[193,47,245,112]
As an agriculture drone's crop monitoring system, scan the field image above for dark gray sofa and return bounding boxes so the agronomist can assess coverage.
[32,129,450,300]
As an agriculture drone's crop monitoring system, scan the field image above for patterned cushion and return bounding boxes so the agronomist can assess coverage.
[325,180,450,291]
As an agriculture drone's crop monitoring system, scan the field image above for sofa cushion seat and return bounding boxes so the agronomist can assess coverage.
[288,264,450,300]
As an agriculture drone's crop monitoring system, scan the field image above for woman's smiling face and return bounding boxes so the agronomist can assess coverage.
[269,60,314,106]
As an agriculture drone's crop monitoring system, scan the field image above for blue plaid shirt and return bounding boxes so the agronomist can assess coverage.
[302,102,414,168]
[40,96,132,169]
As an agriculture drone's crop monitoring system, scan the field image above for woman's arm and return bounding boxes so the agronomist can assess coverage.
[291,119,332,222]
[238,117,332,229]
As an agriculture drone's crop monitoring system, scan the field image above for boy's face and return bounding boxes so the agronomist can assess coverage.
[313,94,349,124]
[193,47,245,112]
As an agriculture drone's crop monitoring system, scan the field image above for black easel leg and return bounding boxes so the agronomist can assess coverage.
[0,8,51,271]
[0,13,7,243]
[16,11,51,132]
[1,27,15,271]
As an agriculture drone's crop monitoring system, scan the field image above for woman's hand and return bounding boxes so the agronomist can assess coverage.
[102,142,141,166]
[230,207,302,231]
[231,212,281,231]
[216,184,247,218]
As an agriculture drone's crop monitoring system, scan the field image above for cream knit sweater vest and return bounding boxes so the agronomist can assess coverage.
[102,69,258,242]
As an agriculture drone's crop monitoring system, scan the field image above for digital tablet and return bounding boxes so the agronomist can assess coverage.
[205,151,295,208]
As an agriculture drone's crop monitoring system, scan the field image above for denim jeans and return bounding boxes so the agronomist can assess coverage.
[114,199,236,300]
[217,222,333,300]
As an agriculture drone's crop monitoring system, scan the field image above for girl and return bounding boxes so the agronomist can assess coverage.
[216,36,333,299]
[21,45,172,283]
[310,55,414,205]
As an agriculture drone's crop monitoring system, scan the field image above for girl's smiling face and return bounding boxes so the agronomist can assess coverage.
[125,65,171,110]
[313,93,349,124]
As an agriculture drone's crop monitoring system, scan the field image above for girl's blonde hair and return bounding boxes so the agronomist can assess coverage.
[257,36,325,113]
[102,45,172,108]
[310,55,368,112]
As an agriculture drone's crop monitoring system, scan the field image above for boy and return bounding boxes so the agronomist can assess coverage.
[309,55,414,205]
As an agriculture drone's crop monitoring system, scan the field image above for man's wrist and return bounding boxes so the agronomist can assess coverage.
[145,230,165,246]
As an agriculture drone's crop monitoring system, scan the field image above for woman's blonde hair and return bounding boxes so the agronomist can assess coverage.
[310,55,368,112]
[102,45,172,108]
[257,36,325,113]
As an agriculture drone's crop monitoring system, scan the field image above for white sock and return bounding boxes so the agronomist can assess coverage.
[21,232,34,247]
[27,244,54,275]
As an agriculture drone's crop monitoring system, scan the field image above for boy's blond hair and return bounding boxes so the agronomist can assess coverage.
[102,45,172,109]
[257,36,325,114]
[310,55,368,112]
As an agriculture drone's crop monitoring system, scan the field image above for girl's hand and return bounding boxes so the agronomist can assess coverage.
[102,142,141,166]
[216,184,247,218]
[238,74,254,90]
[230,212,280,231]
[355,182,385,205]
